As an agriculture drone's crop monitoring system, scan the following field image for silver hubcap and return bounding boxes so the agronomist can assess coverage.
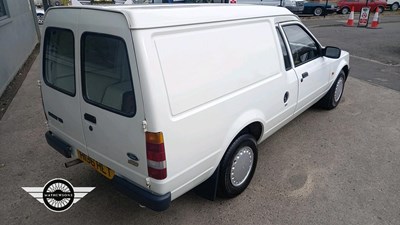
[334,77,344,102]
[393,4,398,11]
[315,8,322,16]
[230,146,254,187]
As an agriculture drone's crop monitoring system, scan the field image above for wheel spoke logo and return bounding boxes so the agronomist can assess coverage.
[22,178,95,212]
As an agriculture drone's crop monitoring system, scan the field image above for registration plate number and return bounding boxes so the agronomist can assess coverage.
[77,150,115,179]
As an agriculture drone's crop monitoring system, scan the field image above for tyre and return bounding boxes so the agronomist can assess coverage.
[341,7,350,14]
[391,3,399,11]
[313,7,324,16]
[378,6,384,13]
[217,134,258,198]
[318,70,346,110]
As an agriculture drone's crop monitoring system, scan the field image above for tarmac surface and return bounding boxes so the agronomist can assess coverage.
[1,13,400,225]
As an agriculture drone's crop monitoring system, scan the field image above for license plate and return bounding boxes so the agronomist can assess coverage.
[77,150,115,179]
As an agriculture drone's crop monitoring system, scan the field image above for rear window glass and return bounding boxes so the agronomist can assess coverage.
[43,28,75,96]
[81,33,136,117]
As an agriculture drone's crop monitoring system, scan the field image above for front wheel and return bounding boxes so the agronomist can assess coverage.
[378,6,384,13]
[317,70,346,110]
[391,3,399,11]
[218,134,258,198]
[313,7,324,16]
[341,7,350,14]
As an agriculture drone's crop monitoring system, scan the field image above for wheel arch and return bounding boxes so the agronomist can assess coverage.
[194,112,264,200]
[342,65,350,80]
[233,122,263,144]
[218,110,265,164]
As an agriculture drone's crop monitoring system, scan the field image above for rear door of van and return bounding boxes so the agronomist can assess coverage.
[42,10,88,156]
[77,10,148,184]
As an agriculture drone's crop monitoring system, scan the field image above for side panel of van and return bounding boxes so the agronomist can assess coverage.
[134,18,299,197]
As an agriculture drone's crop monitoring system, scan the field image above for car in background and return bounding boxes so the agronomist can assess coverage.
[36,7,45,25]
[302,0,337,16]
[387,0,399,11]
[219,0,305,14]
[337,0,387,14]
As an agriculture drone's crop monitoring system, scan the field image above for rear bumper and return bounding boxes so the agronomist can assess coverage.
[112,176,171,211]
[45,131,72,158]
[45,131,171,211]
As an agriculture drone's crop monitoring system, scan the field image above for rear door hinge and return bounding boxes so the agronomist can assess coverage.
[142,120,147,132]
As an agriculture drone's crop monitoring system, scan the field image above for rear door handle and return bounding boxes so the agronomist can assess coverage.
[301,72,309,82]
[84,113,96,124]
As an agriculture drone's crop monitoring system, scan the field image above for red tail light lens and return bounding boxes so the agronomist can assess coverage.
[146,132,167,180]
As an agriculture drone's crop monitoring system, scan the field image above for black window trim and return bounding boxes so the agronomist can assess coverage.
[0,0,9,21]
[275,26,293,71]
[43,27,76,97]
[81,31,136,118]
[281,23,323,68]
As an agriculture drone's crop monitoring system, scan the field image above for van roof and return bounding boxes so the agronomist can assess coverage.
[50,4,295,29]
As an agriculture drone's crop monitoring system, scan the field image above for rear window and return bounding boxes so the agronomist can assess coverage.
[43,28,75,96]
[81,33,136,117]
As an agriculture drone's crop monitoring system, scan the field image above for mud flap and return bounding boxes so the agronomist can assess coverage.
[194,166,220,201]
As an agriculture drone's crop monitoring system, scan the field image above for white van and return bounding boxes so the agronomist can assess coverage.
[41,4,349,211]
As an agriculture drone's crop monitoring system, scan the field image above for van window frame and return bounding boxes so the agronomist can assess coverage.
[275,27,293,71]
[43,27,76,97]
[80,31,137,118]
[280,23,323,68]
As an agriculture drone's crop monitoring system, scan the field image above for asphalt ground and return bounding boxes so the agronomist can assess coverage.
[1,14,400,225]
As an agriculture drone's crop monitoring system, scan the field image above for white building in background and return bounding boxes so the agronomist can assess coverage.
[0,0,40,95]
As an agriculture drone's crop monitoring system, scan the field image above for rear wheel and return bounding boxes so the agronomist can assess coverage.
[318,70,346,110]
[217,134,258,198]
[313,7,324,16]
[378,6,384,13]
[391,3,399,11]
[341,7,350,14]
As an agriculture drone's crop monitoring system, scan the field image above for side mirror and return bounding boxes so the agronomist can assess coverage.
[323,46,341,59]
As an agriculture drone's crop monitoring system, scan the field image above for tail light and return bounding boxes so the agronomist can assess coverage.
[146,132,167,180]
